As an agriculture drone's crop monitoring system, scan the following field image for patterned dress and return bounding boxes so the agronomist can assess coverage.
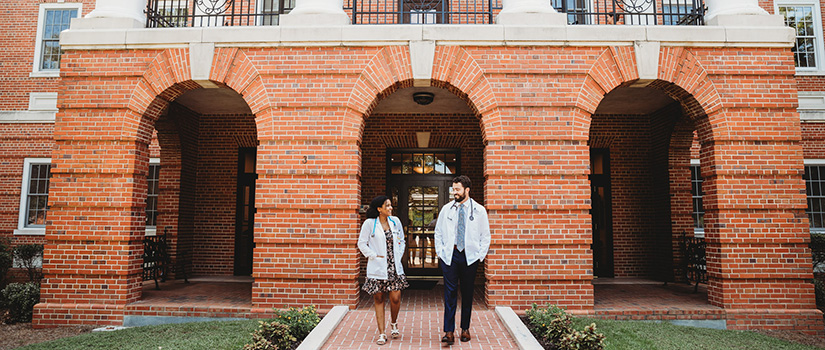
[362,229,409,295]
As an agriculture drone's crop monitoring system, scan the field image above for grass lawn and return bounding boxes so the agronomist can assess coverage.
[572,318,822,350]
[16,320,261,350]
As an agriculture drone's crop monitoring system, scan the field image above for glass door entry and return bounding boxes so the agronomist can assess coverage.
[387,150,458,277]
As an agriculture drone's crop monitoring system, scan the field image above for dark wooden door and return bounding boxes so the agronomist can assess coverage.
[235,147,257,276]
[590,148,614,277]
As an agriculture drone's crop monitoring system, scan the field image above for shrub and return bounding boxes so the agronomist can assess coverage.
[243,320,295,350]
[0,238,12,288]
[274,305,321,340]
[527,304,605,350]
[1,282,40,323]
[13,244,43,283]
[557,323,605,350]
[526,303,574,343]
[814,278,825,311]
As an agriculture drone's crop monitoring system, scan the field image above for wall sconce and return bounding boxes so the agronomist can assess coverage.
[412,92,435,105]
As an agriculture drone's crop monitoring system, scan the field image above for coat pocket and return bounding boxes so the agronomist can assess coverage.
[367,256,388,279]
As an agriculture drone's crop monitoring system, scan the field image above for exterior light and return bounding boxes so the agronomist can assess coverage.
[413,92,435,105]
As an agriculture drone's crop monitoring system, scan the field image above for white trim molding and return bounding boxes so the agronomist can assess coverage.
[798,91,825,121]
[31,2,82,76]
[14,158,52,236]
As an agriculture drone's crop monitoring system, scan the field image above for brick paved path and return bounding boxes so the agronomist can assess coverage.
[323,287,518,349]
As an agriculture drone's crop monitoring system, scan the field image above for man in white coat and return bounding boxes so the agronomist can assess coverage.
[434,175,491,345]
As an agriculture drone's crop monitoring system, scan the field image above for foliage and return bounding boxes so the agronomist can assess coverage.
[13,244,43,283]
[273,305,321,340]
[1,282,40,323]
[813,278,825,311]
[557,323,606,350]
[243,320,295,350]
[811,234,825,270]
[0,238,12,288]
[526,303,575,344]
[527,304,604,350]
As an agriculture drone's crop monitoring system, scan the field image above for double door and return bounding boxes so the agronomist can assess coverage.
[389,178,453,277]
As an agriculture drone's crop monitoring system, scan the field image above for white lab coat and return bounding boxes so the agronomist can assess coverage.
[434,198,491,266]
[357,216,406,280]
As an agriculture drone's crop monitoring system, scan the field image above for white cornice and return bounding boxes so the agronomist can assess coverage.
[60,23,795,50]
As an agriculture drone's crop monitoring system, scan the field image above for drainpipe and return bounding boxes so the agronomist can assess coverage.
[280,0,351,26]
[704,0,783,26]
[496,0,566,25]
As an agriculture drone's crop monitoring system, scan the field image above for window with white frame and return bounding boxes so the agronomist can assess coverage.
[146,159,160,235]
[690,160,705,237]
[805,160,825,233]
[777,1,824,70]
[15,159,52,235]
[31,3,81,76]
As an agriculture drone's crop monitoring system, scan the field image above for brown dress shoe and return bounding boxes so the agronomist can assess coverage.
[460,329,471,342]
[441,332,455,345]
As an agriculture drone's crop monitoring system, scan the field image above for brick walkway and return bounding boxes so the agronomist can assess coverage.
[324,285,518,349]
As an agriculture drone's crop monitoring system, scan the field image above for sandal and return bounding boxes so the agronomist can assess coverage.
[390,323,400,338]
[376,333,387,345]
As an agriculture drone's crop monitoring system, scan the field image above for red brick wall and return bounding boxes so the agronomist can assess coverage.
[194,112,257,275]
[802,122,825,159]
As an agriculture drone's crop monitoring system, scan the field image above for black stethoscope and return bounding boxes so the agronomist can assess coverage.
[452,199,475,221]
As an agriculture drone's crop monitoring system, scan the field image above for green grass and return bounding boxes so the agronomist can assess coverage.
[572,318,821,350]
[17,320,261,350]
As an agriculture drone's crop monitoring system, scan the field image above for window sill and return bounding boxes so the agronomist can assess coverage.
[13,228,45,236]
[29,71,60,78]
[693,228,704,238]
[145,227,157,236]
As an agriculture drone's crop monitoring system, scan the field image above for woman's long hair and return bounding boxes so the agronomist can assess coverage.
[366,195,390,219]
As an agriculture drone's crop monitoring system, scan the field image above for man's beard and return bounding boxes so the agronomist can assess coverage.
[454,192,466,203]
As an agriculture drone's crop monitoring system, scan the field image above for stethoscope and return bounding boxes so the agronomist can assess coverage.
[451,199,475,221]
[371,217,401,237]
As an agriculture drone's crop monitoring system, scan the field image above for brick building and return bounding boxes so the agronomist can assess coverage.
[1,0,824,333]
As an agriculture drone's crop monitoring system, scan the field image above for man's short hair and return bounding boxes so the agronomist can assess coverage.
[452,175,471,189]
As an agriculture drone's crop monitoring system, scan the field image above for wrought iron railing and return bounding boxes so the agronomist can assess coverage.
[680,232,707,292]
[146,0,705,27]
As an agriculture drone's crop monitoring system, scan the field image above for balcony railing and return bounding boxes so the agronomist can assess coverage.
[146,0,705,27]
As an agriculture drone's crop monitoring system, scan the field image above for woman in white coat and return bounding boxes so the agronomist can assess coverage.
[358,195,409,345]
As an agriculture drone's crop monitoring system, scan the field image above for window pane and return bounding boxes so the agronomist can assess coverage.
[806,165,825,230]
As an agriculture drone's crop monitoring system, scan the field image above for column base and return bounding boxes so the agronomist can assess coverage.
[279,13,351,27]
[495,12,567,26]
[70,17,144,30]
[705,14,785,27]
[33,303,126,328]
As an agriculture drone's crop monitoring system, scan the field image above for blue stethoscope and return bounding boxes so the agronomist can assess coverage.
[451,199,475,221]
[371,217,401,237]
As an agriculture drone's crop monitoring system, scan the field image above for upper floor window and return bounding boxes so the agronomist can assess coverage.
[32,3,81,77]
[777,1,824,70]
[805,161,825,234]
[15,159,52,235]
[691,161,704,237]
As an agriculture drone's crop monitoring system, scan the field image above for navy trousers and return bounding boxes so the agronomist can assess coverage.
[440,247,479,333]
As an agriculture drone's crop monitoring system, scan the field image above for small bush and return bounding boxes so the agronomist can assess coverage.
[557,323,606,350]
[243,320,295,350]
[13,244,43,283]
[1,282,40,323]
[526,303,574,343]
[274,305,321,340]
[0,238,12,288]
[527,304,605,350]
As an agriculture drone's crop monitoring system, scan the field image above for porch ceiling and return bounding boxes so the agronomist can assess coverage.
[372,87,473,115]
[595,87,677,115]
[174,87,252,115]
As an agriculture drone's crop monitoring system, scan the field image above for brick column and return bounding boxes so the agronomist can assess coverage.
[251,108,361,311]
[34,117,148,327]
[702,90,822,332]
[484,107,593,312]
